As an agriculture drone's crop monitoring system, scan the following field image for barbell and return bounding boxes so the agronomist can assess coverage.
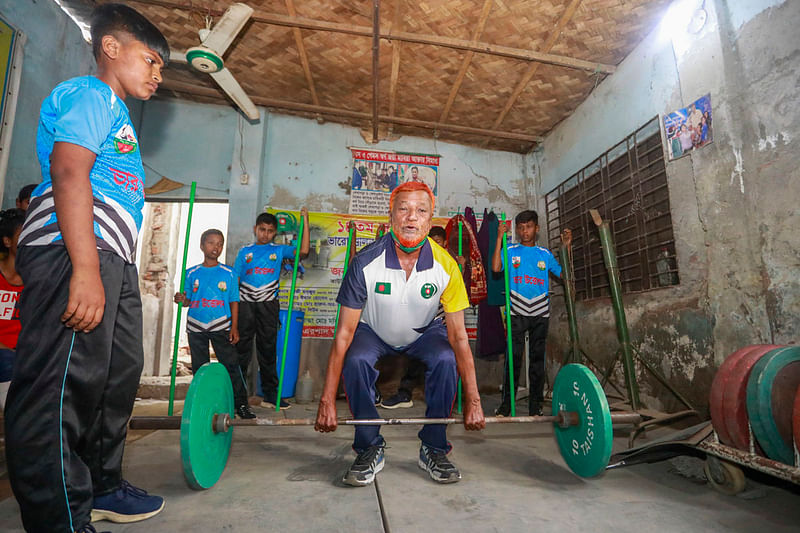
[129,362,641,489]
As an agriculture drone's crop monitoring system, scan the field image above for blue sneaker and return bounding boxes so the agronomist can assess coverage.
[343,443,385,486]
[419,444,461,483]
[91,480,164,523]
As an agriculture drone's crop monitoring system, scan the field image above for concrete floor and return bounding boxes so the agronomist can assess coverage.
[1,396,799,532]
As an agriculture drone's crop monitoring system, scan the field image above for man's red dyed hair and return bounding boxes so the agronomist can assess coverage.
[389,181,435,213]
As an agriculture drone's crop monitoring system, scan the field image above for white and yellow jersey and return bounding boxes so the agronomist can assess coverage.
[336,234,468,348]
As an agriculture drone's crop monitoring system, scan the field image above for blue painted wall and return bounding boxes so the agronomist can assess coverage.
[1,0,95,206]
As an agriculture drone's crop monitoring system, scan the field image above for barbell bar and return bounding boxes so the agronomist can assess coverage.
[129,362,641,489]
[132,412,642,432]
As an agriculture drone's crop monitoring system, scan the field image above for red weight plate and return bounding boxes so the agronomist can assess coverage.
[722,344,781,451]
[710,345,763,445]
[793,385,800,460]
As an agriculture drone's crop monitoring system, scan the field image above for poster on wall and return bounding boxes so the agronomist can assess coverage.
[663,93,713,160]
[268,209,477,339]
[348,148,440,215]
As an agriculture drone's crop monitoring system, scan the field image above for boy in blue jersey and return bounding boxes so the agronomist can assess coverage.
[175,229,255,420]
[492,210,571,417]
[4,4,167,532]
[234,210,310,410]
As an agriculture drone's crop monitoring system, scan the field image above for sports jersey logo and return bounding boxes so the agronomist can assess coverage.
[246,252,253,263]
[113,124,138,154]
[420,283,438,299]
[512,256,521,268]
[537,260,546,271]
[269,253,277,261]
[375,282,391,295]
[218,281,227,292]
[192,279,199,293]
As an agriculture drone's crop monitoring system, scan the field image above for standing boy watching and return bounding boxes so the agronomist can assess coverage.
[235,210,310,410]
[175,229,255,420]
[491,210,571,417]
[4,4,167,532]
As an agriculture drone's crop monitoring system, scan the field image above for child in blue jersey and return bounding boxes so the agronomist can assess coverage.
[4,5,167,532]
[234,209,310,410]
[492,210,572,417]
[175,229,255,419]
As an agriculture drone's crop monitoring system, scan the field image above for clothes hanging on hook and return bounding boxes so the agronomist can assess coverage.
[444,211,487,305]
[475,208,506,361]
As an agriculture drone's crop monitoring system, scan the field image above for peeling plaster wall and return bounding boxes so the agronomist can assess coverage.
[261,114,526,218]
[138,203,181,376]
[536,0,799,412]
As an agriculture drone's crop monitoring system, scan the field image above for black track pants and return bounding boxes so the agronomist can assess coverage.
[500,315,549,411]
[188,330,249,407]
[5,246,144,533]
[236,300,280,403]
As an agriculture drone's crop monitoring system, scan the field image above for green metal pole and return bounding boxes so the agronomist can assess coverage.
[591,211,640,411]
[276,216,304,411]
[333,224,356,336]
[559,245,581,364]
[501,213,516,417]
[457,218,463,414]
[168,181,197,416]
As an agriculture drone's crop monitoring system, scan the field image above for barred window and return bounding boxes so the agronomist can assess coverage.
[544,116,679,301]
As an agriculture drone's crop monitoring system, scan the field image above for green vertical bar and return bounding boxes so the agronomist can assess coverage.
[168,181,197,416]
[333,224,356,336]
[276,216,304,411]
[596,220,640,410]
[559,245,581,364]
[501,213,515,417]
[457,218,463,414]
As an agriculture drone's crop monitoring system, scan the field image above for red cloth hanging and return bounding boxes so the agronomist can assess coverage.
[444,215,487,305]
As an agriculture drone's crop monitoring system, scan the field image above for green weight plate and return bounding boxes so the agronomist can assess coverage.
[552,364,613,478]
[180,362,234,489]
[746,346,800,465]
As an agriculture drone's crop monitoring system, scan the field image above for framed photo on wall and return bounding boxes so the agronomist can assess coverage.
[663,93,713,161]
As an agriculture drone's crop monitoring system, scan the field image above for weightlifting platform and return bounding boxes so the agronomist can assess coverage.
[1,396,799,532]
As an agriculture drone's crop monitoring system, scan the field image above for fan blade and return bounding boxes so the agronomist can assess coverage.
[202,3,254,57]
[209,68,259,120]
[169,49,188,64]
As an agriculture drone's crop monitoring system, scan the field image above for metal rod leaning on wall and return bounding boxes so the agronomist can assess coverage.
[559,244,581,365]
[276,216,305,412]
[589,209,641,411]
[557,241,623,395]
[169,181,197,416]
[589,210,695,412]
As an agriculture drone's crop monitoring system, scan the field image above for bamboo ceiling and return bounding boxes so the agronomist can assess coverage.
[61,0,670,153]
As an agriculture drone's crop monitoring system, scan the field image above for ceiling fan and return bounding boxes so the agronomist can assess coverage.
[169,3,259,120]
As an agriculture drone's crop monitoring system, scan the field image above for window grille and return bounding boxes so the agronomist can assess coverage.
[544,116,679,301]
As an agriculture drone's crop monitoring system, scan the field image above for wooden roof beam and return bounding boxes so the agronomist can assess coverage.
[160,80,543,143]
[128,0,615,74]
[284,0,319,106]
[491,0,585,131]
[387,0,405,132]
[439,0,494,124]
[371,0,380,143]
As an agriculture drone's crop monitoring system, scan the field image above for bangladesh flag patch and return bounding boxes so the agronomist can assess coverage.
[375,282,391,294]
[420,283,438,299]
